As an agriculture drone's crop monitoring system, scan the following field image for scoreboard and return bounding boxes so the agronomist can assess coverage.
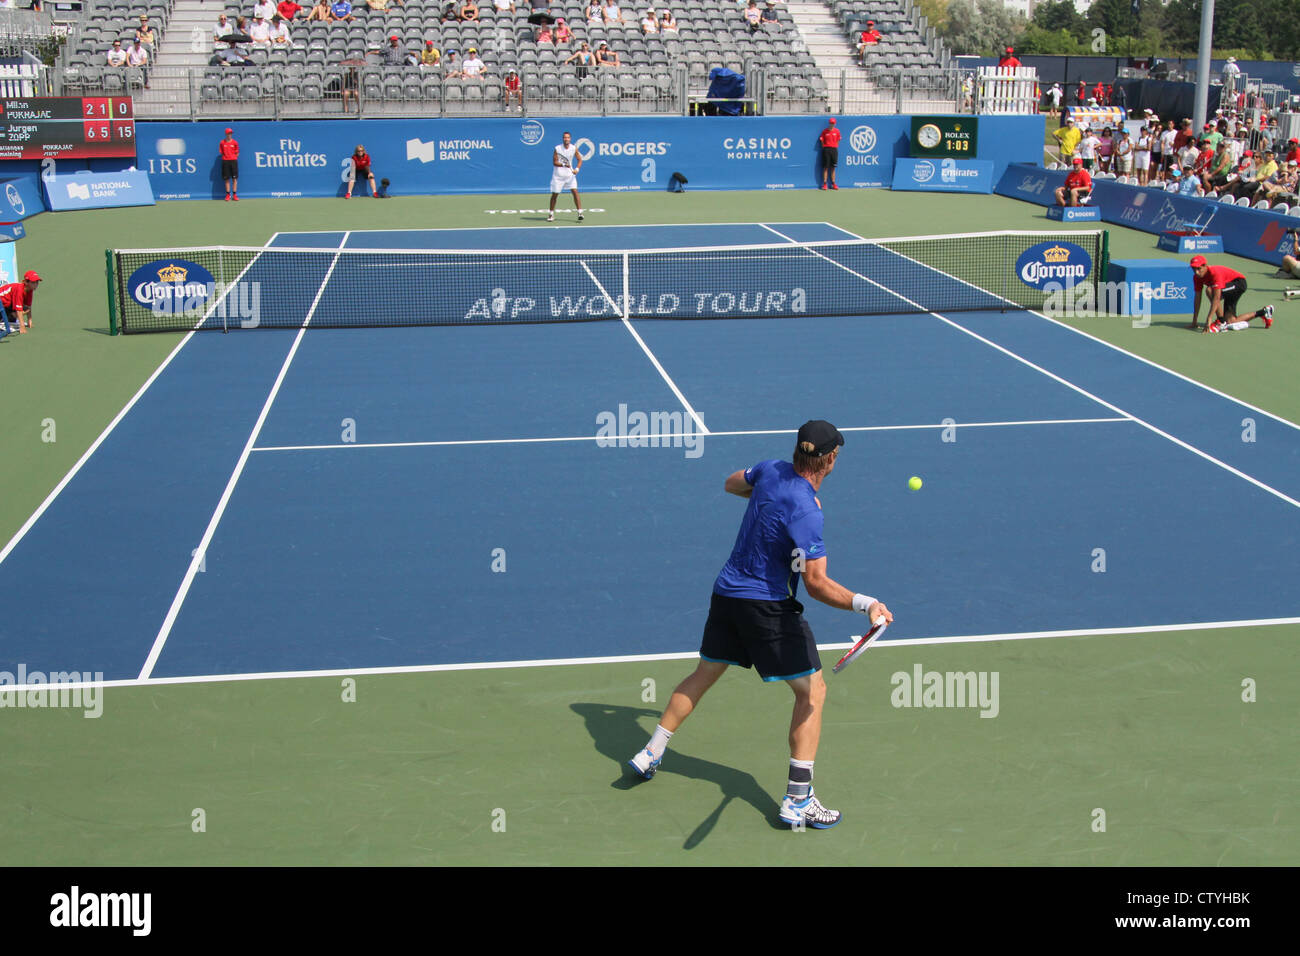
[909,116,979,159]
[0,96,136,160]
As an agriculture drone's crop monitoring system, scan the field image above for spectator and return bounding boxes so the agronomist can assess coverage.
[1076,79,1085,106]
[305,1,332,20]
[1238,150,1279,202]
[1279,225,1300,279]
[554,17,573,43]
[420,41,441,68]
[660,9,677,30]
[212,13,233,45]
[1285,138,1300,165]
[1096,127,1112,173]
[330,0,355,22]
[1258,160,1297,207]
[595,40,620,67]
[493,0,516,12]
[640,8,657,34]
[565,40,594,77]
[1202,140,1234,193]
[503,66,523,110]
[252,0,277,20]
[1215,152,1255,198]
[602,0,624,24]
[1158,120,1177,180]
[270,16,292,45]
[1112,83,1126,115]
[1047,82,1061,116]
[998,46,1020,69]
[1091,80,1104,103]
[1176,166,1201,196]
[366,0,403,8]
[458,0,479,20]
[105,39,127,67]
[212,40,254,66]
[439,0,458,20]
[218,128,239,200]
[126,38,150,88]
[135,15,156,50]
[462,47,487,78]
[383,35,406,65]
[344,144,379,199]
[857,20,881,56]
[444,49,462,77]
[0,271,41,337]
[1177,134,1199,171]
[1052,116,1081,163]
[277,0,303,19]
[585,1,602,23]
[1103,83,1113,106]
[1162,167,1183,193]
[340,62,360,111]
[742,0,761,32]
[1191,137,1215,180]
[1078,126,1100,171]
[1133,124,1152,185]
[1113,129,1132,177]
[535,22,553,43]
[249,15,272,45]
[760,1,778,28]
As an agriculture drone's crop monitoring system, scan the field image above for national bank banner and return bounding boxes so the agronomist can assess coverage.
[42,170,156,211]
[996,163,1300,267]
[135,115,1043,200]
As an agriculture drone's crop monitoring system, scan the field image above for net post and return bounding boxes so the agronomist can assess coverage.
[105,249,118,335]
[622,253,630,320]
[1099,229,1110,284]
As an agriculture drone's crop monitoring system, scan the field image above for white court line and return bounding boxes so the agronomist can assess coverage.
[3,616,1296,695]
[760,226,1300,511]
[137,232,352,680]
[835,224,1300,434]
[271,220,839,237]
[0,242,276,567]
[577,258,711,435]
[251,417,1131,453]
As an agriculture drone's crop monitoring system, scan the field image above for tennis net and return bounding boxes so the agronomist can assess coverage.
[107,230,1107,334]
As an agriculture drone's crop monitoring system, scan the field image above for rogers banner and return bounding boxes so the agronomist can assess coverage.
[133,115,1042,200]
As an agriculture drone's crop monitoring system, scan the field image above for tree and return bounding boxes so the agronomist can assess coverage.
[916,0,951,33]
[1032,0,1086,39]
[940,0,1027,56]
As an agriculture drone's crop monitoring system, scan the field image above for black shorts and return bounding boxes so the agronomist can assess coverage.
[822,146,838,168]
[1220,277,1246,315]
[699,592,820,682]
[221,159,239,179]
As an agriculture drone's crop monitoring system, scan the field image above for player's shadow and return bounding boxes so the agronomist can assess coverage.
[570,702,785,847]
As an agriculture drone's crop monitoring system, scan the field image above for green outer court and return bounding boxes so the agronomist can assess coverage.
[0,190,1295,866]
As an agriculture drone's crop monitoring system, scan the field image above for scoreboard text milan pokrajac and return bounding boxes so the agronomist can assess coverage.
[0,97,137,161]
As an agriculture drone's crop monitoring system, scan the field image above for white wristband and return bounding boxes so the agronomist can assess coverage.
[851,594,875,615]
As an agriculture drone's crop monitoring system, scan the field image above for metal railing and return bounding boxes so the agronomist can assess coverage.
[57,62,962,118]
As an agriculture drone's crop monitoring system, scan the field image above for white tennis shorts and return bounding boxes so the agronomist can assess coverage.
[550,168,577,193]
[1134,153,1150,171]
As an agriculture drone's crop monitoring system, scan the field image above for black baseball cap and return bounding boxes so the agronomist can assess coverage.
[796,420,844,457]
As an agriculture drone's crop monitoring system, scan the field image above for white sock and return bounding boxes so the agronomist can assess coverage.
[1226,320,1249,331]
[647,724,672,755]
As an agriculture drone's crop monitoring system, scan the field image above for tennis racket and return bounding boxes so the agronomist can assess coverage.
[831,616,888,674]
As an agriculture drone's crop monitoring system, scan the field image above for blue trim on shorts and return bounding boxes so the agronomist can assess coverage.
[761,666,818,683]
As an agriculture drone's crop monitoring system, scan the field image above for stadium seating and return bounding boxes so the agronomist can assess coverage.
[57,0,833,115]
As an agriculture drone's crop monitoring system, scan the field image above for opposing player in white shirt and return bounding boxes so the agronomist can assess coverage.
[547,131,584,222]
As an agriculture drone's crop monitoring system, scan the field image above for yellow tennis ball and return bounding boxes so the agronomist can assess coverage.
[909,476,923,491]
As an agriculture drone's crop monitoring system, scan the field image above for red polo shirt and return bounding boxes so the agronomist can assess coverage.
[218,138,239,160]
[819,125,841,148]
[1194,265,1244,292]
[0,282,34,311]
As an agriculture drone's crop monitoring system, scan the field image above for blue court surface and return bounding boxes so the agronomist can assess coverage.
[3,222,1298,685]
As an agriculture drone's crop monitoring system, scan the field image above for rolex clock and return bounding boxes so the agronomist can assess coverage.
[909,116,979,158]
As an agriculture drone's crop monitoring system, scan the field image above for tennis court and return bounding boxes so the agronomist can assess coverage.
[2,198,1297,866]
[6,220,1298,682]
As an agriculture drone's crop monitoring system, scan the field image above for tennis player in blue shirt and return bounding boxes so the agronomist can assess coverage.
[629,420,893,829]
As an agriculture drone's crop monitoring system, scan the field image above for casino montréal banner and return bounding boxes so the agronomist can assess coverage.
[132,115,1044,200]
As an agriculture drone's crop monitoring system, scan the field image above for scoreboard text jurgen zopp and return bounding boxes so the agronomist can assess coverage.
[0,97,137,161]
[909,117,978,159]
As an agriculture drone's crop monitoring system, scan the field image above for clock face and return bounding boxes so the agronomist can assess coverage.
[918,123,942,149]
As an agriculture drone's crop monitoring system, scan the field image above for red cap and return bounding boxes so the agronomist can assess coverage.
[390,34,399,41]
[23,270,40,282]
[828,118,835,124]
[1072,157,1083,165]
[1189,255,1207,268]
[1243,150,1253,157]
[1290,138,1298,143]
[1006,47,1013,53]
[225,127,233,134]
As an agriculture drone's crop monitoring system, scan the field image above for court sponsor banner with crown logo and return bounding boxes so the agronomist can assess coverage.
[1016,240,1093,289]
